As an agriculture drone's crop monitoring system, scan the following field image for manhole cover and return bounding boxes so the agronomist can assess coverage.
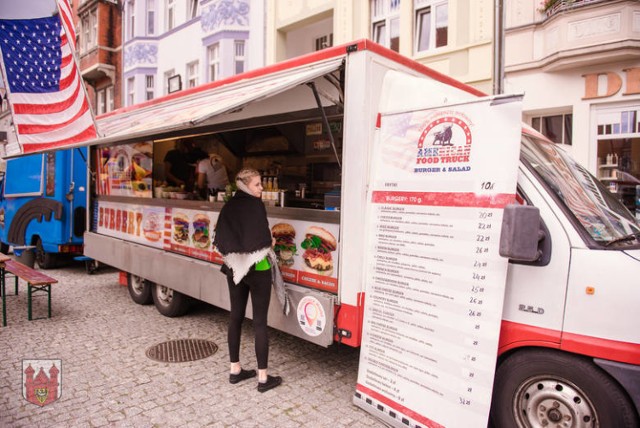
[146,339,218,363]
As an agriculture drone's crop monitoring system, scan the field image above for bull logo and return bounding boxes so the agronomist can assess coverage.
[432,124,453,146]
[22,359,61,407]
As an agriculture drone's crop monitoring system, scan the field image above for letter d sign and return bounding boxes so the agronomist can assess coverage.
[583,68,640,100]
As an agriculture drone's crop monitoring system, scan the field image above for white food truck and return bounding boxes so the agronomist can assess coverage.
[75,40,638,427]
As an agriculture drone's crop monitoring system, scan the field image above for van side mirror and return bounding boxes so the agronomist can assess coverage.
[499,204,543,262]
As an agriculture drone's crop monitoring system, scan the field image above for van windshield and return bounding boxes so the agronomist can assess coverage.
[520,134,640,247]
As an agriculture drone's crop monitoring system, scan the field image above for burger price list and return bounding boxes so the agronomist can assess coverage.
[361,202,507,419]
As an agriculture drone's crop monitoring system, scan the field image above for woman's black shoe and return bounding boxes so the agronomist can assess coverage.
[229,368,256,384]
[257,375,282,392]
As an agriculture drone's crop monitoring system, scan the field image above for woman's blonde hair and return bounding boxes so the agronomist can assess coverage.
[235,168,260,185]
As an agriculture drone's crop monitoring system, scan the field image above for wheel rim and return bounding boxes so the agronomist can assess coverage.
[513,375,598,428]
[156,285,173,306]
[130,275,145,295]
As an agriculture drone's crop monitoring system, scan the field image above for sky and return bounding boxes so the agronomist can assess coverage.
[0,0,57,19]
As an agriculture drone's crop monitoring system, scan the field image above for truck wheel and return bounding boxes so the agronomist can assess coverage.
[490,349,639,428]
[151,284,190,317]
[35,239,57,269]
[127,274,153,305]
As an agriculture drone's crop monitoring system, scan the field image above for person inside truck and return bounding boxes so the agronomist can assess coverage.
[196,153,229,200]
[213,168,283,393]
[163,139,200,190]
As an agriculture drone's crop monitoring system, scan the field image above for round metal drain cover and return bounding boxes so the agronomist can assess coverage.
[146,339,218,363]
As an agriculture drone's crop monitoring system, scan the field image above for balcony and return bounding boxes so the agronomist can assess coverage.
[505,0,640,72]
[541,0,609,18]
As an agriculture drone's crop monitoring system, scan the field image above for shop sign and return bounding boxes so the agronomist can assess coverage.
[582,67,640,100]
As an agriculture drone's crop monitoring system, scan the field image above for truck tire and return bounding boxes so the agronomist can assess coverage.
[151,284,190,317]
[35,238,57,269]
[127,274,153,305]
[490,348,639,428]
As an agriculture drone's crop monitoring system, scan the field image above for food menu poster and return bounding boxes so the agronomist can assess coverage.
[269,220,339,293]
[355,96,523,428]
[95,201,339,292]
[95,142,153,198]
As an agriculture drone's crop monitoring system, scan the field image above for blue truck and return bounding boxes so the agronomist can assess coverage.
[0,147,88,268]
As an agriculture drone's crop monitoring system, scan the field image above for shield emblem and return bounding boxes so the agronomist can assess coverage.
[22,359,61,407]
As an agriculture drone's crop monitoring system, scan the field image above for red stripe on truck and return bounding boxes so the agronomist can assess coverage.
[499,320,640,365]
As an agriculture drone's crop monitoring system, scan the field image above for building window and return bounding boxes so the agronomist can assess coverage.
[81,10,97,53]
[96,86,114,115]
[371,0,401,52]
[164,69,176,95]
[415,0,448,53]
[314,34,333,51]
[187,61,199,88]
[126,0,135,40]
[188,0,198,19]
[146,0,156,35]
[208,44,220,82]
[166,0,175,31]
[145,75,155,100]
[234,41,245,75]
[597,109,639,137]
[532,113,573,146]
[127,77,135,106]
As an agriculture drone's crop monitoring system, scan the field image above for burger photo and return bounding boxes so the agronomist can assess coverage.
[271,223,297,267]
[142,212,162,242]
[192,214,211,250]
[301,226,336,276]
[172,213,190,245]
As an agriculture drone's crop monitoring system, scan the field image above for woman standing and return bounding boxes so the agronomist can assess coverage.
[213,168,282,393]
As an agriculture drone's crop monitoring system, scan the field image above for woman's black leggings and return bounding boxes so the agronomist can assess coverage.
[227,268,272,370]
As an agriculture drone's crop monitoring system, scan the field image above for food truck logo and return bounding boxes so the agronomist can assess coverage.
[22,359,61,407]
[415,114,473,173]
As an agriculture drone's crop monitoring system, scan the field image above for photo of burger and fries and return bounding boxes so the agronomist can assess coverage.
[271,223,336,276]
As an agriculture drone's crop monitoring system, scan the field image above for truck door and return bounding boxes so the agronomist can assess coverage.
[500,163,572,343]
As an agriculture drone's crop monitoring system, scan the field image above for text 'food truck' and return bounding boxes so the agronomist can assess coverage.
[71,41,638,427]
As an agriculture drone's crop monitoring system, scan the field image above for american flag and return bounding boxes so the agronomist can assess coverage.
[0,3,96,154]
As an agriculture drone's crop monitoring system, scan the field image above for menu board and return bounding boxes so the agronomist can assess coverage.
[355,95,523,427]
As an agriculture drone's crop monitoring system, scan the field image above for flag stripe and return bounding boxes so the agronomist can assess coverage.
[18,114,96,145]
[12,71,82,114]
[56,0,76,49]
[17,97,90,135]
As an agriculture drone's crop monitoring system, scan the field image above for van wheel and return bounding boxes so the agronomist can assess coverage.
[490,349,639,428]
[35,238,57,269]
[127,274,153,305]
[151,284,190,317]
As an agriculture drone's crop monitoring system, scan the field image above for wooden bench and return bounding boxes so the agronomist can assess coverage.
[1,258,58,326]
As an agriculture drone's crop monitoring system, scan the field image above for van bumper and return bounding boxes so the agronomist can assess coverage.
[594,358,640,416]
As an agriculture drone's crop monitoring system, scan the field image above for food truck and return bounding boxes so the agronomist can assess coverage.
[77,40,639,426]
[0,148,87,268]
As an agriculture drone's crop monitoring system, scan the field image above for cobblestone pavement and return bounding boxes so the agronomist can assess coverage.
[0,261,385,428]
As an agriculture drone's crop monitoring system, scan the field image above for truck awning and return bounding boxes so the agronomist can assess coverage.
[79,57,344,148]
